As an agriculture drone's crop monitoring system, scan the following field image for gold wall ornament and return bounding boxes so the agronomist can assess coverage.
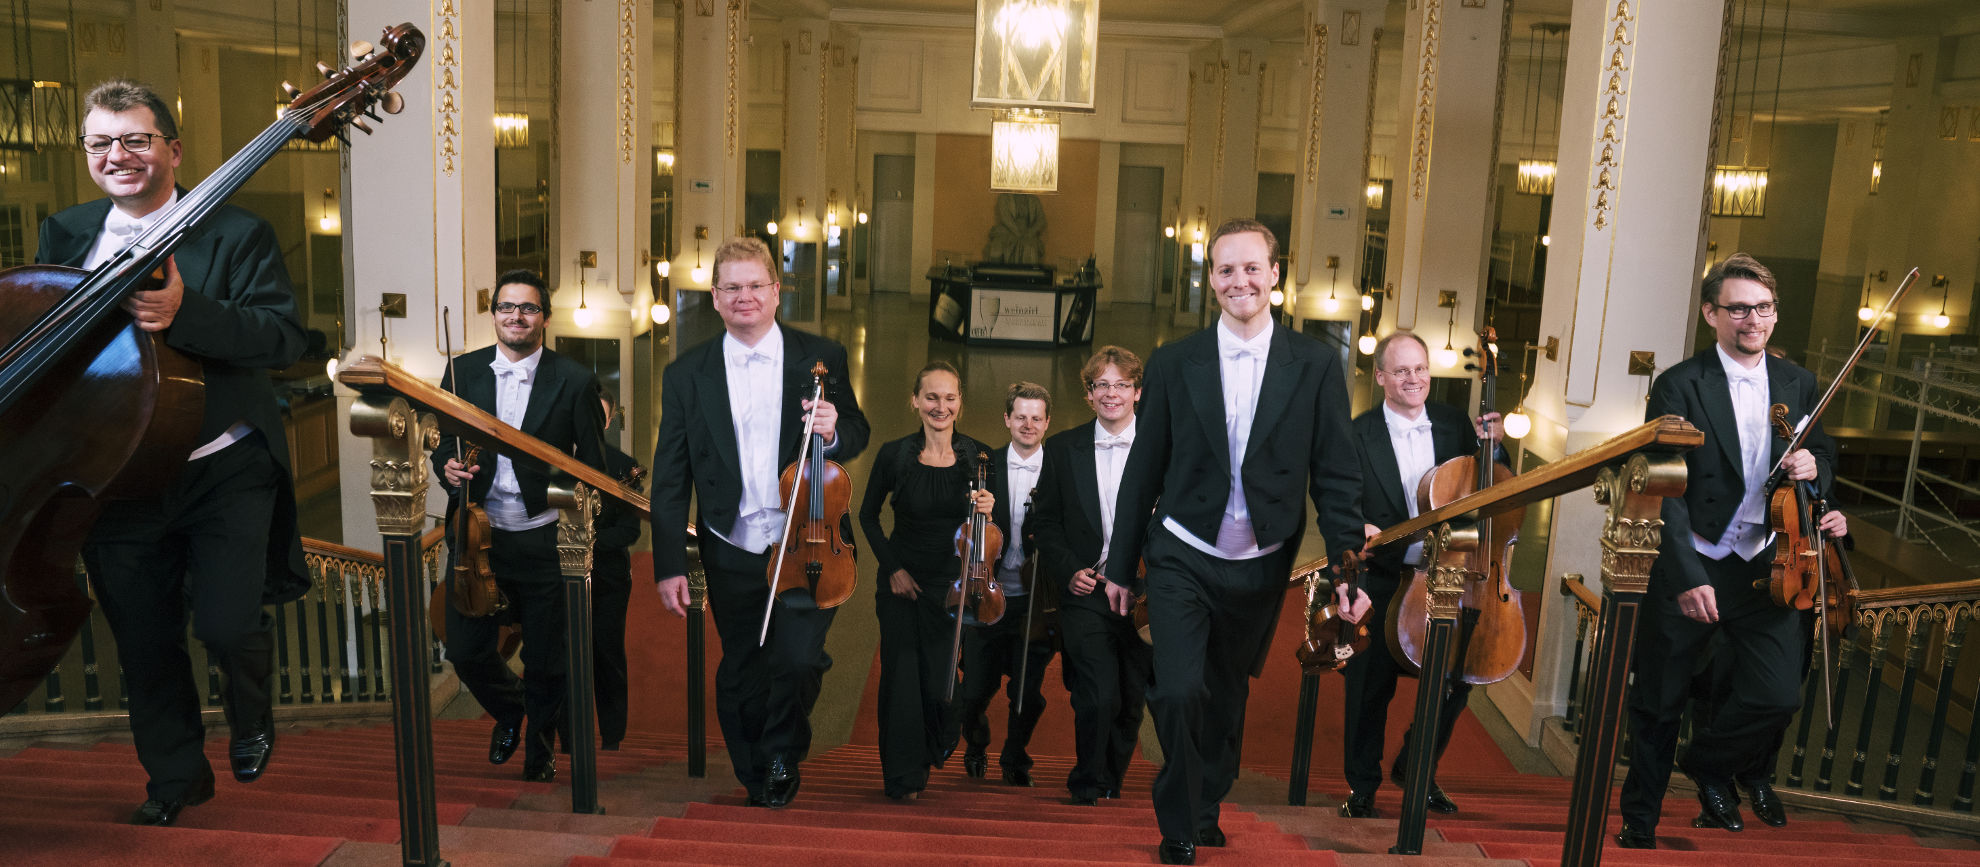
[620,0,639,164]
[351,394,436,538]
[1409,0,1441,201]
[970,0,1100,112]
[435,0,462,177]
[1304,24,1328,185]
[726,1,742,157]
[1587,0,1634,231]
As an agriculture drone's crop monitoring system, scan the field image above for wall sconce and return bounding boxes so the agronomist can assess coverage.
[573,250,598,328]
[493,112,530,149]
[317,187,337,233]
[990,108,1060,192]
[691,225,710,285]
[1321,255,1342,314]
[1934,274,1952,329]
[795,197,808,235]
[972,0,1099,111]
[766,219,779,235]
[1435,291,1460,368]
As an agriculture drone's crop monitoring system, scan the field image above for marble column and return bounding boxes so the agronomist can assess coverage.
[1289,0,1386,332]
[1519,0,1727,742]
[1383,0,1508,381]
[335,0,496,552]
[668,0,750,351]
[774,17,830,327]
[1174,38,1265,327]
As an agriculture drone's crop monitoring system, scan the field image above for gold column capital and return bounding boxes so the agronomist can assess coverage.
[550,475,600,580]
[1424,523,1478,621]
[686,535,709,612]
[351,394,438,538]
[1593,452,1686,596]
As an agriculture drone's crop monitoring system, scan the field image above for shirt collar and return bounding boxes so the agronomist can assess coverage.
[1215,317,1274,358]
[1094,417,1137,442]
[723,325,784,366]
[1383,401,1432,433]
[1008,446,1043,473]
[492,345,544,373]
[1715,343,1767,383]
[105,189,179,235]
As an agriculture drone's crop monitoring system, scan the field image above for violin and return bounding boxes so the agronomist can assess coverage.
[442,309,506,620]
[1387,326,1528,685]
[759,362,857,644]
[1759,405,1857,640]
[1298,550,1372,674]
[945,452,1005,700]
[0,24,424,713]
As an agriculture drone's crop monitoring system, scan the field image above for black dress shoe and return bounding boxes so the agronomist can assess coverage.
[131,773,215,826]
[1071,793,1100,806]
[1614,823,1657,849]
[489,721,522,765]
[229,731,274,783]
[963,751,987,779]
[1195,825,1226,847]
[746,794,770,807]
[1158,838,1196,865]
[1340,792,1378,818]
[764,757,801,808]
[1692,781,1745,832]
[523,757,557,783]
[1742,780,1787,827]
[1002,767,1032,787]
[1424,782,1459,814]
[1102,787,1120,799]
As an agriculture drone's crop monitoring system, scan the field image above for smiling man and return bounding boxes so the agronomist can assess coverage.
[1102,219,1370,865]
[36,79,306,827]
[1340,331,1501,819]
[1615,252,1845,850]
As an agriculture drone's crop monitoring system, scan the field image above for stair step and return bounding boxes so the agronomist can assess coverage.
[0,816,344,867]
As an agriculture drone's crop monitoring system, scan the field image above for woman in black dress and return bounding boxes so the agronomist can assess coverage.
[860,361,999,799]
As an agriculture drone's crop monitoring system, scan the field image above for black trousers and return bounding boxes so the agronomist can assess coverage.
[874,570,960,797]
[83,436,280,802]
[1339,575,1472,797]
[702,533,836,798]
[447,523,568,766]
[1059,601,1152,798]
[1143,526,1293,842]
[1619,550,1805,832]
[945,594,1055,772]
[591,555,632,747]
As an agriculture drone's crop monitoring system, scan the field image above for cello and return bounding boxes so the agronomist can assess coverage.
[759,362,857,644]
[1386,327,1527,685]
[945,452,1005,700]
[0,24,425,713]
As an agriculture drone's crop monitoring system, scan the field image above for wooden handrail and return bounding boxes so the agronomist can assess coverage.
[1368,415,1703,549]
[1855,578,1980,609]
[337,355,650,517]
[1559,573,1603,614]
[302,527,448,565]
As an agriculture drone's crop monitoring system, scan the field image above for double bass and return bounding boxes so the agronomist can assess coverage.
[1386,328,1527,685]
[945,452,1005,700]
[0,25,425,713]
[759,362,857,644]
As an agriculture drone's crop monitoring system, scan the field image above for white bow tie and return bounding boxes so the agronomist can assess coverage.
[1727,366,1765,387]
[1397,418,1433,435]
[1223,344,1265,362]
[1010,456,1042,473]
[104,211,146,239]
[731,349,775,367]
[1095,435,1133,451]
[490,357,532,384]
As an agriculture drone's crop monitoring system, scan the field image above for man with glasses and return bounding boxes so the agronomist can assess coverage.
[1339,332,1501,820]
[652,236,869,808]
[1103,220,1370,865]
[35,79,306,826]
[434,270,608,783]
[1031,349,1152,806]
[1616,252,1845,849]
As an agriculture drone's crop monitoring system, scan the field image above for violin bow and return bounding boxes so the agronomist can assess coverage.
[1768,268,1919,490]
[759,369,829,646]
[1013,485,1038,715]
[945,462,982,703]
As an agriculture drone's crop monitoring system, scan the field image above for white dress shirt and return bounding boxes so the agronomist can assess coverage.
[89,192,254,461]
[999,445,1045,595]
[1695,344,1776,561]
[1095,418,1137,567]
[482,347,560,531]
[1384,402,1438,565]
[716,327,788,554]
[1166,318,1282,561]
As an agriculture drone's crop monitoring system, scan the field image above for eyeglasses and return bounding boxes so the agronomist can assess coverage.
[1714,301,1778,320]
[492,301,544,315]
[713,282,777,296]
[1384,365,1431,380]
[79,132,173,154]
[1088,380,1136,393]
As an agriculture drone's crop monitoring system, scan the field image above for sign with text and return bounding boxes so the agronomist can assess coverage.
[970,287,1057,342]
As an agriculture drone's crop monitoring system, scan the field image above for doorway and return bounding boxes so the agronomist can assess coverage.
[870,154,916,293]
[1111,165,1163,304]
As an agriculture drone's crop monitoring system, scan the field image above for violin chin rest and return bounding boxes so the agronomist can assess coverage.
[776,588,820,611]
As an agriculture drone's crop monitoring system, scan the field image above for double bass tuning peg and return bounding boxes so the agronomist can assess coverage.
[379,91,406,115]
[349,40,375,59]
[279,81,301,99]
[350,117,374,135]
[316,61,335,79]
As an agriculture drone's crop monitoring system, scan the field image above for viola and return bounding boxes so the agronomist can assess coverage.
[1386,326,1528,685]
[945,452,1005,700]
[759,362,857,644]
[0,24,424,713]
[1298,550,1372,674]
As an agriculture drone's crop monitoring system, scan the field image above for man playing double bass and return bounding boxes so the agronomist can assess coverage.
[652,236,870,808]
[1616,253,1846,849]
[36,79,307,827]
[1340,332,1500,819]
[435,269,609,784]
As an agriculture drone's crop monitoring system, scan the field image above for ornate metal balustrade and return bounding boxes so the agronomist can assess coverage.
[4,529,446,725]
